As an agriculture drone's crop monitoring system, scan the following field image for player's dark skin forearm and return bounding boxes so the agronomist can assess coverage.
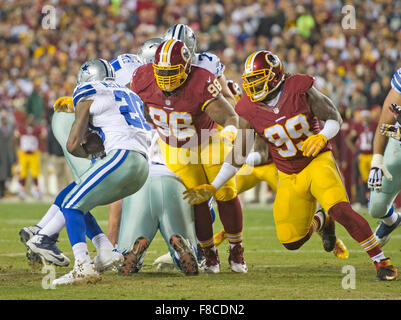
[306,86,342,124]
[67,100,92,158]
[218,74,237,108]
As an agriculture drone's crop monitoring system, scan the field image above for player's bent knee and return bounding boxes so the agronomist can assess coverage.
[214,186,237,202]
[282,238,307,251]
[368,201,389,219]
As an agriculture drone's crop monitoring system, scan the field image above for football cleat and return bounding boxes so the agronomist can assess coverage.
[213,229,227,247]
[317,209,337,252]
[374,212,401,247]
[202,246,220,274]
[332,238,349,259]
[374,258,398,281]
[228,244,248,273]
[170,235,199,276]
[26,234,70,267]
[19,225,43,264]
[93,248,124,272]
[52,260,101,286]
[118,237,149,276]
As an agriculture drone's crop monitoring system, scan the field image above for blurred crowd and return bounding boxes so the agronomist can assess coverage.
[0,0,400,205]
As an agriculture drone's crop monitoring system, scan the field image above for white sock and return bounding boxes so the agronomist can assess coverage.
[36,204,60,229]
[92,233,114,251]
[229,242,242,249]
[371,252,386,263]
[383,211,399,226]
[72,242,91,264]
[38,209,65,237]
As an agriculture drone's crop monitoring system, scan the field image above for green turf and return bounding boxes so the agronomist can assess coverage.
[0,202,400,300]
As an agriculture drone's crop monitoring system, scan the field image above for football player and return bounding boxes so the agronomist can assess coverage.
[163,24,236,108]
[20,97,122,270]
[367,67,401,247]
[49,59,150,285]
[106,38,163,246]
[185,51,397,281]
[131,39,247,274]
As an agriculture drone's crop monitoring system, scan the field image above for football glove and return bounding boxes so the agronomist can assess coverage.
[220,125,238,146]
[53,96,74,113]
[380,123,401,141]
[367,154,392,191]
[300,133,327,157]
[390,103,401,125]
[183,184,217,205]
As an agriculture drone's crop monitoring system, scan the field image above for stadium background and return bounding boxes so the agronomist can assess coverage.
[0,0,400,208]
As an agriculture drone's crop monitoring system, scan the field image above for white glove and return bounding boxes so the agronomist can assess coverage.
[367,154,392,191]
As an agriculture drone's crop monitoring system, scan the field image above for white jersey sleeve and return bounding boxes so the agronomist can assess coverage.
[192,52,225,78]
[391,68,401,95]
[72,80,151,157]
[110,54,143,87]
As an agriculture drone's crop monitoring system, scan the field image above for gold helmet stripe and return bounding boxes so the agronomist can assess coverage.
[161,39,175,64]
[245,51,264,73]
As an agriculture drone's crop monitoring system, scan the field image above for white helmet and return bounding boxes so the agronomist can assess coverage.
[138,37,163,64]
[163,24,197,57]
[76,59,115,85]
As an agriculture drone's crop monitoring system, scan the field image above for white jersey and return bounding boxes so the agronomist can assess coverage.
[110,54,143,87]
[391,67,401,95]
[192,52,225,78]
[72,80,151,157]
[148,129,179,178]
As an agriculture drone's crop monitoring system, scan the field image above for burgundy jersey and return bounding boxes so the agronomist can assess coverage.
[236,74,331,174]
[352,120,377,154]
[131,64,220,147]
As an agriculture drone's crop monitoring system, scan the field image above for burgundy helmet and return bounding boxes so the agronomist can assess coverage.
[153,39,192,92]
[241,50,284,102]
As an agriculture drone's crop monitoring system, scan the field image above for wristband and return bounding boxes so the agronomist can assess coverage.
[319,119,340,140]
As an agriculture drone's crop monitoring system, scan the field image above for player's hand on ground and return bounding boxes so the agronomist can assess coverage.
[300,133,327,157]
[380,123,401,141]
[53,96,74,113]
[368,154,392,191]
[183,184,216,205]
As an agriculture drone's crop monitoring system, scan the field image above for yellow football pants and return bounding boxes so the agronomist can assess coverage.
[358,153,373,182]
[158,131,237,201]
[236,162,278,194]
[273,151,348,244]
[18,150,41,179]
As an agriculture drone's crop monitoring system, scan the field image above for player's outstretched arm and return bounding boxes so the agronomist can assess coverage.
[183,117,252,205]
[367,89,401,190]
[66,100,92,158]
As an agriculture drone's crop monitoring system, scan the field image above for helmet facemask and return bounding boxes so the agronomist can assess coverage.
[242,69,275,102]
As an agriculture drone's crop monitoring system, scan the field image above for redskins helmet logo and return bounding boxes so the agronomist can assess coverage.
[181,46,190,62]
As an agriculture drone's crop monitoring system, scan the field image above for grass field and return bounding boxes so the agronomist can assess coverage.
[0,201,400,301]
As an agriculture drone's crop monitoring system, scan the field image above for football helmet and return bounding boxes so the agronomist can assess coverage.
[76,58,115,85]
[241,51,284,102]
[153,39,192,92]
[138,37,163,64]
[163,24,197,57]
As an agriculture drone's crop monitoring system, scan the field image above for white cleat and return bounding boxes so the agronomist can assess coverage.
[228,244,248,273]
[52,260,101,286]
[203,246,220,274]
[94,248,124,272]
